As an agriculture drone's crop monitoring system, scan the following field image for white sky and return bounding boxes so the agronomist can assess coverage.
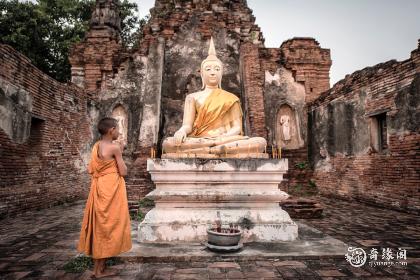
[135,0,420,86]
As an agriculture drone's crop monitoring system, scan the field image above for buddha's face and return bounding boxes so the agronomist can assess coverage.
[201,60,222,88]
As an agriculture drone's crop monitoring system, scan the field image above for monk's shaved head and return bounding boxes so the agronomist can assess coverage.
[98,117,118,135]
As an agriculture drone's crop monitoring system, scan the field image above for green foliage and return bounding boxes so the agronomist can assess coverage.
[138,197,155,208]
[136,197,154,221]
[1,0,52,78]
[63,255,93,273]
[129,210,137,220]
[0,0,145,82]
[294,162,307,170]
[289,179,319,197]
[137,210,144,222]
[293,184,303,193]
[130,14,149,50]
[105,257,122,267]
[250,31,258,41]
[63,255,120,273]
[119,1,149,49]
[308,179,317,189]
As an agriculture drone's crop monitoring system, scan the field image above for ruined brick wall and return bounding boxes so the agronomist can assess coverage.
[138,0,264,55]
[69,0,124,92]
[308,43,420,213]
[0,45,92,218]
[69,34,123,92]
[280,38,331,103]
[238,39,332,193]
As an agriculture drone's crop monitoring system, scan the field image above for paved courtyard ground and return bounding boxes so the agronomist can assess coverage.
[0,196,419,279]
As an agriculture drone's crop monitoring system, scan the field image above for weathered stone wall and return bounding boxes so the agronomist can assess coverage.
[73,37,163,206]
[68,0,164,205]
[308,43,420,213]
[0,45,92,218]
[261,49,309,191]
[257,42,331,192]
[261,48,306,148]
[127,39,165,204]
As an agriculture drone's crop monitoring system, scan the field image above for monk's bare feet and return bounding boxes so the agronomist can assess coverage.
[100,260,106,273]
[94,268,117,279]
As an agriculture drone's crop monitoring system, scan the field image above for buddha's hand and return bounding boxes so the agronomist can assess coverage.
[174,129,187,146]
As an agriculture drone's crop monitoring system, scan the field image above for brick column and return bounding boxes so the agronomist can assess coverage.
[240,42,267,138]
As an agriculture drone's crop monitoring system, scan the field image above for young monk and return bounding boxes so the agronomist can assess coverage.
[77,117,132,278]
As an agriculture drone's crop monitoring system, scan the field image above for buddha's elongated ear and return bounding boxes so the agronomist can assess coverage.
[218,64,223,89]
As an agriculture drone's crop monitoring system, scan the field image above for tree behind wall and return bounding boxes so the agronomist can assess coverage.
[0,0,145,82]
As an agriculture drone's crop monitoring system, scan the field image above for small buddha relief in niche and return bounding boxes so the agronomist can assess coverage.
[279,115,291,141]
[111,105,128,146]
[276,104,301,149]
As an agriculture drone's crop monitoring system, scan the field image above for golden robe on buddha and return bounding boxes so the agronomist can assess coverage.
[77,142,132,259]
[190,88,242,137]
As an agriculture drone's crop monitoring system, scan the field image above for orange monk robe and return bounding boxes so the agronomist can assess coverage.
[189,88,243,137]
[77,142,132,259]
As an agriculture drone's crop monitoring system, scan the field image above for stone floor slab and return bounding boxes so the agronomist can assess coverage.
[119,221,347,263]
[0,197,419,279]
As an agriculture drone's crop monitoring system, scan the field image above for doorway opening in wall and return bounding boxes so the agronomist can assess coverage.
[29,116,45,152]
[369,112,388,153]
[28,116,46,185]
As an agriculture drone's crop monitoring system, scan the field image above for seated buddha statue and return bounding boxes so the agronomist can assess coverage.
[162,37,267,158]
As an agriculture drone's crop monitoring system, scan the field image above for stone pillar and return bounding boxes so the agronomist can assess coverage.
[137,38,164,149]
[239,42,267,138]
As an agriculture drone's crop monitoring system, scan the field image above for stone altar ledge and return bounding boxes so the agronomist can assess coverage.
[138,158,298,243]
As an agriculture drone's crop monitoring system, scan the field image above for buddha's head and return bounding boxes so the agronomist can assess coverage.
[201,37,223,89]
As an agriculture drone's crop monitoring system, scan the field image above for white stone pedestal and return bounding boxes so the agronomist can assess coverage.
[138,158,298,243]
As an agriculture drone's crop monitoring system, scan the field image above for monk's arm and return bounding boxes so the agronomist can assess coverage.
[113,145,127,177]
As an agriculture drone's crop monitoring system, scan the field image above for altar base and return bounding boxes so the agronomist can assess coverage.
[138,158,298,243]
